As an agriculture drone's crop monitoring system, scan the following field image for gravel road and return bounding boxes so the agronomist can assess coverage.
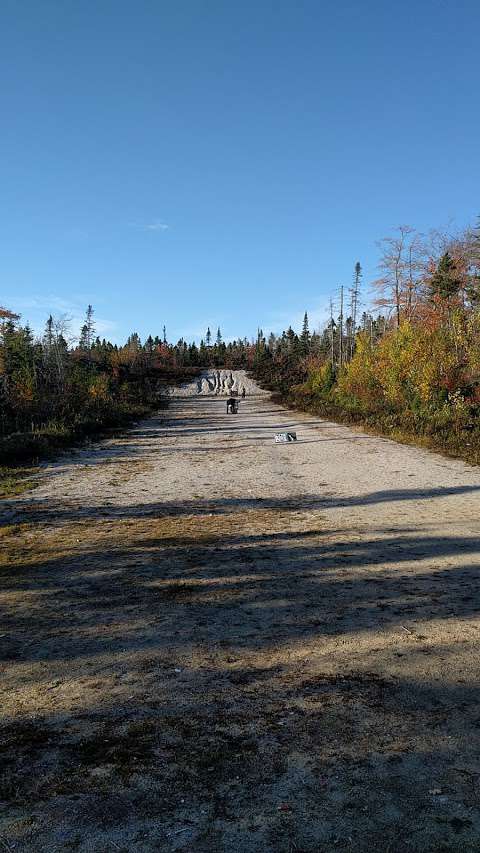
[2,396,480,852]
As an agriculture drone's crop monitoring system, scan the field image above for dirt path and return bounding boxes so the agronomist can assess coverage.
[2,396,480,852]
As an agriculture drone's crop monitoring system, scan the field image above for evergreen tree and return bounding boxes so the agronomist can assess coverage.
[189,341,199,364]
[44,315,54,350]
[79,305,95,353]
[429,252,461,303]
[300,311,310,355]
[127,332,141,350]
[286,326,296,350]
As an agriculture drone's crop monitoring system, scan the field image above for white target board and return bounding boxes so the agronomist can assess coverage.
[274,432,297,443]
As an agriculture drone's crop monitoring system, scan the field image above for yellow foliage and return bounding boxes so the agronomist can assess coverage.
[338,322,465,411]
[88,374,110,402]
[308,361,335,393]
[338,332,381,408]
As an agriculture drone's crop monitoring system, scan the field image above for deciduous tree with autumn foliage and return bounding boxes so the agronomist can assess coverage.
[254,217,480,462]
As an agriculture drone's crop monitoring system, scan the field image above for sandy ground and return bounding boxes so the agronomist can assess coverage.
[1,396,480,852]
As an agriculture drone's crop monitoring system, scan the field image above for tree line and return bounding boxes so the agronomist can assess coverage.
[2,216,479,463]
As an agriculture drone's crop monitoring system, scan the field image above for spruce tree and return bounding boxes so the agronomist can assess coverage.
[79,305,95,354]
[300,311,310,355]
[429,253,461,303]
[44,315,54,350]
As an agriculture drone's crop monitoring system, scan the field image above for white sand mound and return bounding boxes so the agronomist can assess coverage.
[165,369,268,397]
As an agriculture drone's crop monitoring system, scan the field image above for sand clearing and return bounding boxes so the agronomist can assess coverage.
[1,395,480,851]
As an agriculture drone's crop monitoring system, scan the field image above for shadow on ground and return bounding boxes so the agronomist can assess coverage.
[2,496,480,851]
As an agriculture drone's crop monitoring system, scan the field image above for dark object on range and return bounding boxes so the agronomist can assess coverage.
[227,398,239,414]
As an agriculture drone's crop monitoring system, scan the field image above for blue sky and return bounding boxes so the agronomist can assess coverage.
[1,0,479,344]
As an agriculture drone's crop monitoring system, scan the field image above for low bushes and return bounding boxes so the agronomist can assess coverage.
[0,402,153,465]
[271,323,480,465]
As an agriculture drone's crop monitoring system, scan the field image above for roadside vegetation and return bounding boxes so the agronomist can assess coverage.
[0,306,198,468]
[253,219,480,464]
[0,304,263,473]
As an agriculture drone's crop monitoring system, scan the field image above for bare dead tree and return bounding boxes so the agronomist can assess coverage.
[373,226,427,326]
[404,232,427,319]
[52,314,73,393]
[339,285,344,368]
[43,313,72,398]
[349,262,362,358]
[329,297,335,367]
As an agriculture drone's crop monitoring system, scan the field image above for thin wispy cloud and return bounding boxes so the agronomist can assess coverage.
[130,220,170,232]
[145,221,169,232]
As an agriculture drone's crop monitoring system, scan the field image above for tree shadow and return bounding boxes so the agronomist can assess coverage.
[2,507,480,849]
[2,398,480,849]
[4,484,480,528]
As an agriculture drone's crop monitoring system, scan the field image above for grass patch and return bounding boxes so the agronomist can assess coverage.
[0,466,38,498]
